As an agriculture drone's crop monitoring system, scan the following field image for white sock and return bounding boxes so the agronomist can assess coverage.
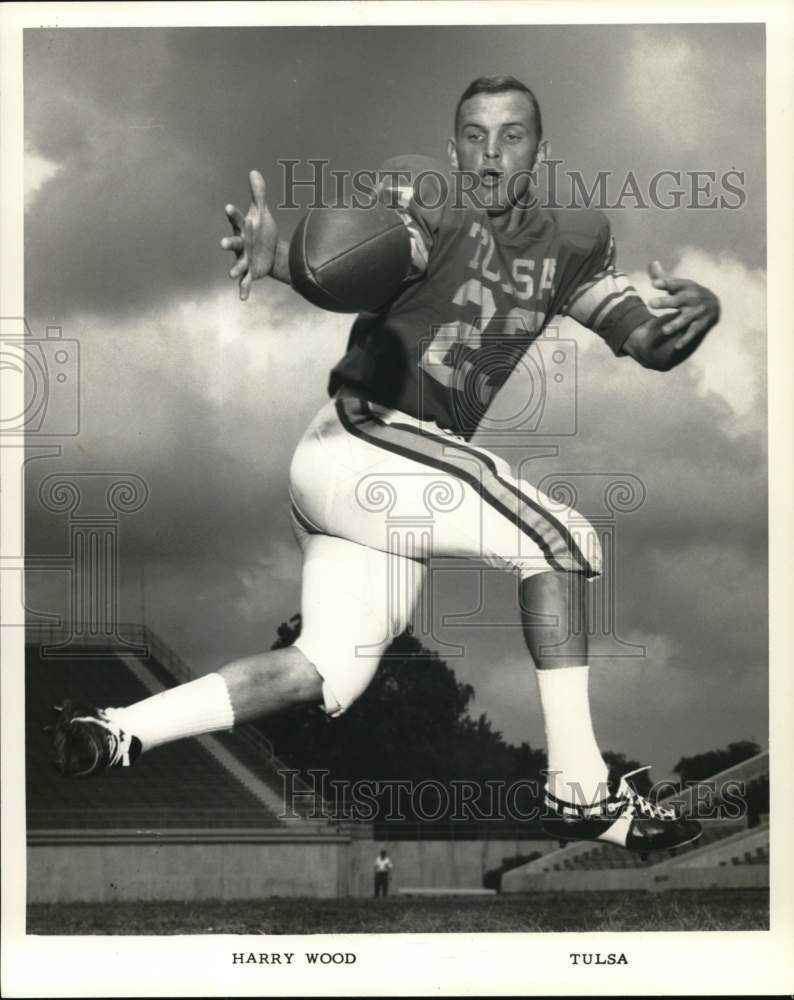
[535,665,609,806]
[105,672,235,753]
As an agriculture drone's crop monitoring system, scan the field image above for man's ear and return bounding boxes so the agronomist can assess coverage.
[535,138,550,168]
[447,137,459,169]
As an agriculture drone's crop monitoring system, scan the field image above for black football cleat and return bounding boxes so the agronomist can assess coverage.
[49,700,141,777]
[542,766,702,854]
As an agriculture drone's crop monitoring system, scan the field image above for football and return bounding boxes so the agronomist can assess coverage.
[288,203,412,313]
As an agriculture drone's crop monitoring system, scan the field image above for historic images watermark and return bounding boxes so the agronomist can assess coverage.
[279,768,751,823]
[276,159,748,213]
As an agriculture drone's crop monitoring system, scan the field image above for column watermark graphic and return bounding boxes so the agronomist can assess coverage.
[354,473,468,656]
[1,316,150,656]
[531,472,647,659]
[32,473,150,656]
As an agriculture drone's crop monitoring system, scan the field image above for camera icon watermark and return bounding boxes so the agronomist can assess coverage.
[417,320,578,443]
[0,317,80,435]
[491,326,578,438]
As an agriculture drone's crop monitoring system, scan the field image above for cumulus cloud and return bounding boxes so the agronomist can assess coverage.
[628,249,766,429]
[24,147,61,208]
[492,246,766,455]
[24,282,350,668]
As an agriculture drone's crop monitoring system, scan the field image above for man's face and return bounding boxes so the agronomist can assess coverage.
[449,90,543,215]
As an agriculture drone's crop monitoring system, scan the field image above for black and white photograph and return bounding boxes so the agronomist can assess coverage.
[2,2,792,996]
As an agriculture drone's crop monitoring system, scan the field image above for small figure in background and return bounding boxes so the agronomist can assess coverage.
[374,849,393,898]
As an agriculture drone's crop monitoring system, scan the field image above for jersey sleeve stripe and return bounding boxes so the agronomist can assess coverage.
[583,287,636,330]
[565,273,637,324]
[563,267,653,355]
[561,269,623,312]
[561,275,604,313]
[395,209,430,278]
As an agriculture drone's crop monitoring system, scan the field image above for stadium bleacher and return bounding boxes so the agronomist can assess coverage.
[26,644,286,829]
[544,819,746,873]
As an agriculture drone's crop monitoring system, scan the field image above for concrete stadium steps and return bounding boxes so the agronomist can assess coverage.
[26,646,284,829]
[655,823,769,870]
[208,726,327,824]
[664,751,769,810]
[502,821,768,893]
[649,864,769,891]
[646,823,770,892]
[503,819,744,882]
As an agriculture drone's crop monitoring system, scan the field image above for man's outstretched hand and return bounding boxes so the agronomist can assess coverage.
[647,260,720,351]
[221,170,278,301]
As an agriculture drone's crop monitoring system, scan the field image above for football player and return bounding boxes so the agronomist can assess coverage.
[52,76,720,854]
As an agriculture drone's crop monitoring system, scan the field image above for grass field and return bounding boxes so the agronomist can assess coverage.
[28,889,768,934]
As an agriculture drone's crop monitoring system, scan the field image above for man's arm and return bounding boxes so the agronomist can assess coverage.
[220,158,445,301]
[620,261,721,371]
[220,170,290,299]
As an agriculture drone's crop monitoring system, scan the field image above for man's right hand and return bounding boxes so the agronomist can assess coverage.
[221,170,278,301]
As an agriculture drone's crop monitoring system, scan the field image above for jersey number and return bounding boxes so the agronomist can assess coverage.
[419,278,544,404]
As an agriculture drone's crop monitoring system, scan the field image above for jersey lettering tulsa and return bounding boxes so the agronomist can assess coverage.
[329,155,652,439]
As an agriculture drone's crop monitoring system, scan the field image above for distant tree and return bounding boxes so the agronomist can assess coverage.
[673,740,762,786]
[263,623,491,781]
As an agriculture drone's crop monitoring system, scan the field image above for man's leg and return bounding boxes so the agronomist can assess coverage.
[52,534,422,775]
[106,646,322,755]
[52,389,428,774]
[285,399,700,852]
[51,646,323,775]
[519,568,702,852]
[519,570,608,805]
[313,399,609,804]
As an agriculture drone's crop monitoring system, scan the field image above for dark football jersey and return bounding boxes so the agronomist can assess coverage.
[329,155,652,439]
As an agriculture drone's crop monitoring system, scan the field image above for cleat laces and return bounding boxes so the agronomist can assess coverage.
[617,766,676,821]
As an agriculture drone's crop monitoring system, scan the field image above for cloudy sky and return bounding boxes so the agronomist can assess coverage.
[22,23,766,777]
